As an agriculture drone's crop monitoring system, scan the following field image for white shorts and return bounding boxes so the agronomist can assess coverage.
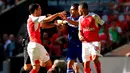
[82,41,102,62]
[27,42,50,65]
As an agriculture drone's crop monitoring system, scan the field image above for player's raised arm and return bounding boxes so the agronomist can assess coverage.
[61,3,79,26]
[59,14,79,26]
[65,18,79,26]
[43,11,66,23]
[60,13,78,26]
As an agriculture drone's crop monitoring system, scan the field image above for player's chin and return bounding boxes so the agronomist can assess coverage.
[79,39,85,42]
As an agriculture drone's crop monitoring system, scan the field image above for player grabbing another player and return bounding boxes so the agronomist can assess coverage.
[78,2,105,73]
[27,3,65,73]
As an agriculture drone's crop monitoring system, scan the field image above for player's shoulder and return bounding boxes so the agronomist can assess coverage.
[28,15,46,23]
[88,12,99,18]
[79,16,84,20]
[27,15,32,23]
[28,15,38,22]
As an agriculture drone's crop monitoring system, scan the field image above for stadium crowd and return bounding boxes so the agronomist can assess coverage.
[0,0,24,13]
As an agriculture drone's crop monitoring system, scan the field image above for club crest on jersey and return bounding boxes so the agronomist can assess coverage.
[87,17,92,22]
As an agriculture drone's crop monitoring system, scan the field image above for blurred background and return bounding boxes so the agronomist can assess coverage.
[0,0,130,73]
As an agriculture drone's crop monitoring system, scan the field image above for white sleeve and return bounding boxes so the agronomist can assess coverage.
[30,15,46,23]
[38,16,46,22]
[31,17,39,23]
[94,14,105,25]
[78,16,82,31]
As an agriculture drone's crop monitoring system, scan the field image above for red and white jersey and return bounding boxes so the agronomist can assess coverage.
[79,12,105,42]
[27,15,46,44]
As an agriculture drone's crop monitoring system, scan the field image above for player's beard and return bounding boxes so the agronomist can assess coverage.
[39,12,42,16]
[80,13,83,16]
[35,12,41,17]
[71,14,77,18]
[79,12,83,16]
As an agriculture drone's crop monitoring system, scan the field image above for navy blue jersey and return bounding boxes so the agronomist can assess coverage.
[67,16,81,44]
[67,16,82,62]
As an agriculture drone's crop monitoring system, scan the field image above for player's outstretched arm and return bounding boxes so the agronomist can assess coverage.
[66,18,79,26]
[59,11,79,26]
[43,11,66,23]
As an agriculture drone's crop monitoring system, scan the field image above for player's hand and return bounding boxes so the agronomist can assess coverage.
[58,11,67,20]
[59,11,66,15]
[79,36,85,41]
[56,19,67,26]
[56,20,63,25]
[60,15,67,20]
[126,52,130,57]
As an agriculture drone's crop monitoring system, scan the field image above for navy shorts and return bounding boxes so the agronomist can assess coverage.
[67,42,82,63]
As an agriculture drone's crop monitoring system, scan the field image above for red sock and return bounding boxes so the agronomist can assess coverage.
[84,61,91,73]
[30,69,38,73]
[84,68,91,73]
[94,61,101,73]
[46,65,52,70]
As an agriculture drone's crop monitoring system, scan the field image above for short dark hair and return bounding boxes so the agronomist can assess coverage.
[29,3,40,14]
[79,2,88,9]
[71,3,79,10]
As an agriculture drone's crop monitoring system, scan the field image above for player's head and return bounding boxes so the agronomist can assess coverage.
[70,3,79,17]
[78,2,88,16]
[29,3,42,16]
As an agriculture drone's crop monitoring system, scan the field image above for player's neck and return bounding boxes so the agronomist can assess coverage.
[71,14,79,18]
[32,14,40,17]
[83,12,88,17]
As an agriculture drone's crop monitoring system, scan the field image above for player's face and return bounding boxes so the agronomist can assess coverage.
[70,6,78,16]
[78,6,83,15]
[35,6,42,16]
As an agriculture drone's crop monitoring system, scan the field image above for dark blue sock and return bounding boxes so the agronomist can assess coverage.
[67,68,74,73]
